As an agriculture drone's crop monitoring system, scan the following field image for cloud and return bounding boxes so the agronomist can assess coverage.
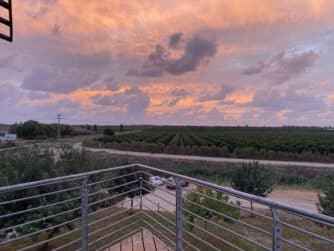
[27,91,50,100]
[251,87,326,112]
[241,61,266,75]
[127,34,217,77]
[51,24,61,35]
[92,87,150,114]
[265,50,318,84]
[198,85,234,102]
[169,32,183,49]
[242,50,318,84]
[166,88,189,106]
[22,68,98,93]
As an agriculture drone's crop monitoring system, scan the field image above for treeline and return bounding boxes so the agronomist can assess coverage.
[9,120,76,139]
[87,127,334,162]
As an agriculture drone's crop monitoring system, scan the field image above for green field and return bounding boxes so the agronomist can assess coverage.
[89,126,334,162]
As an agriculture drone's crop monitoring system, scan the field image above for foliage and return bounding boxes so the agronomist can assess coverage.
[317,181,334,217]
[0,145,138,245]
[9,120,75,139]
[103,127,115,136]
[230,162,275,197]
[92,126,334,162]
[183,186,240,231]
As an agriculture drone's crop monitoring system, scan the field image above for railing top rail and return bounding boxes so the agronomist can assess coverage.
[0,163,137,193]
[135,163,334,225]
[1,162,333,226]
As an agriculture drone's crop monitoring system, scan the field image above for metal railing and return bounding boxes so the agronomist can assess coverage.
[0,163,333,250]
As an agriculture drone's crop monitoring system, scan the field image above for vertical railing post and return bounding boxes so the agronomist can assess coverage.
[139,175,143,230]
[175,177,183,251]
[271,208,282,251]
[139,176,143,212]
[81,176,89,251]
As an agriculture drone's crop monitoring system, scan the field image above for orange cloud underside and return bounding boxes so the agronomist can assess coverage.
[15,1,334,57]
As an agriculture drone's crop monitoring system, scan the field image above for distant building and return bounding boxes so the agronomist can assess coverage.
[0,131,17,142]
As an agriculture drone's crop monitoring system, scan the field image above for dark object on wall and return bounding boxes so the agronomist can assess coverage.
[0,0,13,42]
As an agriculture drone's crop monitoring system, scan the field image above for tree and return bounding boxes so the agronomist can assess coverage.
[103,127,115,136]
[183,186,240,231]
[0,146,81,248]
[231,162,275,214]
[93,124,98,132]
[317,181,334,217]
[0,145,131,247]
[120,124,124,132]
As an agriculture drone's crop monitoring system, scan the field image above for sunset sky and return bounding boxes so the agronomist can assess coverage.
[1,0,334,126]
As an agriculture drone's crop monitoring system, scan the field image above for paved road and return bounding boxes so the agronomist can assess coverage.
[83,145,334,169]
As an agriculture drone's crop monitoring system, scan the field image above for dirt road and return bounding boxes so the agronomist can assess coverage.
[83,145,334,169]
[120,184,318,213]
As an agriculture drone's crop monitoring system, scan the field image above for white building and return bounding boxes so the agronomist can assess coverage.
[0,131,17,142]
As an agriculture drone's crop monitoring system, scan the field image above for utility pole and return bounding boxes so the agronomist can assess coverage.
[57,114,62,143]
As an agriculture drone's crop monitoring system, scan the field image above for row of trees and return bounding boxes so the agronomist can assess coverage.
[0,145,141,247]
[9,120,75,139]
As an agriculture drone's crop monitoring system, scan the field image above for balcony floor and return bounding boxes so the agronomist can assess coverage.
[104,228,172,251]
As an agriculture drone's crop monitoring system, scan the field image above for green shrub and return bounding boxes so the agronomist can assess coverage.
[103,127,115,136]
[317,181,334,217]
[231,162,275,197]
[183,186,240,231]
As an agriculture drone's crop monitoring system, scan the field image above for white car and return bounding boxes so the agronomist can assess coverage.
[150,176,164,186]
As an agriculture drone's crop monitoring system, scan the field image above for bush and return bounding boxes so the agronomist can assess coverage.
[231,162,275,214]
[103,127,115,136]
[183,186,240,231]
[231,162,275,197]
[317,181,334,217]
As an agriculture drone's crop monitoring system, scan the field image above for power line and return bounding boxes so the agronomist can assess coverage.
[57,114,62,142]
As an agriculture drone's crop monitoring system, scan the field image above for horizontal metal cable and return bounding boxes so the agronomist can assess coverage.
[87,171,141,187]
[18,225,81,251]
[142,187,176,206]
[88,179,138,197]
[0,196,81,219]
[87,198,133,217]
[137,164,334,226]
[0,175,84,193]
[142,224,181,250]
[142,206,205,249]
[0,206,81,233]
[183,218,244,251]
[183,197,272,236]
[88,187,139,207]
[142,178,176,196]
[280,220,334,245]
[89,211,140,237]
[280,210,334,229]
[183,187,272,220]
[0,215,81,246]
[52,236,81,251]
[142,211,176,237]
[0,185,82,206]
[182,225,220,251]
[95,227,142,251]
[143,196,175,213]
[281,237,312,251]
[89,207,133,227]
[183,207,270,250]
[88,219,141,247]
[143,220,176,248]
[142,204,176,228]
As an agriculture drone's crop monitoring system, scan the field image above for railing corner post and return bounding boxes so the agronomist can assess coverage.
[175,177,184,251]
[139,176,143,212]
[81,176,89,251]
[271,207,282,251]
